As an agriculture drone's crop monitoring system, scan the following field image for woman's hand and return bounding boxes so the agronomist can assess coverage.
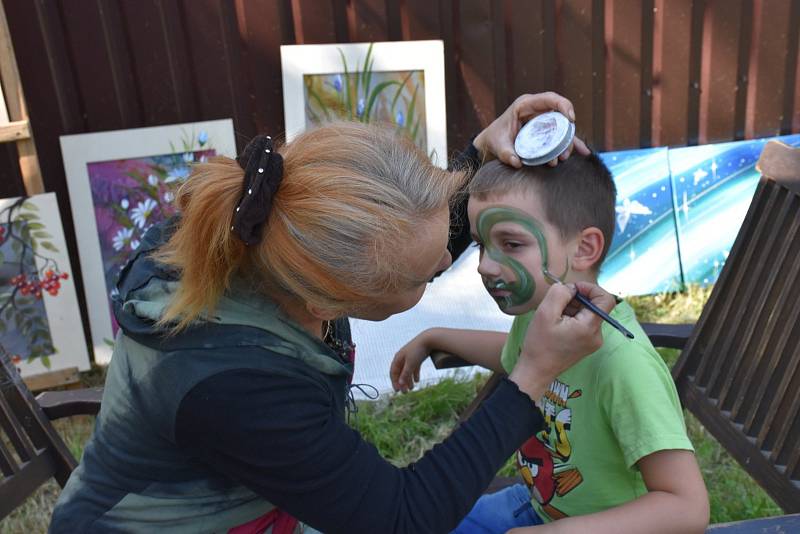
[473,92,591,168]
[509,281,616,401]
[390,331,432,392]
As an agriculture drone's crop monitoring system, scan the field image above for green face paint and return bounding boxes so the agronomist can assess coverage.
[476,206,566,310]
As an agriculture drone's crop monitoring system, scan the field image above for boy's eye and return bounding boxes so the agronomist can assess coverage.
[504,241,523,250]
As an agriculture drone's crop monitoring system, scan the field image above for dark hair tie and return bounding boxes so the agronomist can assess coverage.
[231,134,284,245]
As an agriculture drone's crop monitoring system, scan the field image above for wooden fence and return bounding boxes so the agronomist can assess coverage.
[0,0,798,352]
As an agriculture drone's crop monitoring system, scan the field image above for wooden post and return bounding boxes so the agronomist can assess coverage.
[0,0,45,195]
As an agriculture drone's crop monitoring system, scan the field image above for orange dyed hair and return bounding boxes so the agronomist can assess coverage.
[155,121,465,330]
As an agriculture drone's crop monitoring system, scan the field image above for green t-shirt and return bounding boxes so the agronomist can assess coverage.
[501,301,693,522]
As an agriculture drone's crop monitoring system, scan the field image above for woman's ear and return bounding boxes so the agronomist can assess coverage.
[306,303,338,321]
[571,227,605,273]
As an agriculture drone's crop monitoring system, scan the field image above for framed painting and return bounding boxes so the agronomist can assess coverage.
[669,133,800,287]
[0,193,90,377]
[60,119,236,363]
[281,40,447,167]
[599,147,683,296]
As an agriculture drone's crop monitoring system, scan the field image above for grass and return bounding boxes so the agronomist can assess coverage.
[2,287,783,532]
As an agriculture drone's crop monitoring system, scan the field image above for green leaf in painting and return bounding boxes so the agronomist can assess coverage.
[41,355,52,368]
[22,201,39,211]
[26,222,44,230]
[41,242,59,252]
[33,231,52,239]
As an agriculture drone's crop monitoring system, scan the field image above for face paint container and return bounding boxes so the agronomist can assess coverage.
[514,111,575,166]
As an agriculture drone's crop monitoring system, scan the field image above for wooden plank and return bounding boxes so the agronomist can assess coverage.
[118,0,197,125]
[685,0,705,146]
[349,0,389,42]
[554,0,599,147]
[506,0,549,98]
[0,0,43,195]
[781,0,800,135]
[604,0,643,150]
[0,119,29,143]
[401,0,441,40]
[22,367,81,393]
[236,0,290,140]
[454,0,496,148]
[58,0,140,131]
[291,0,338,44]
[706,514,800,532]
[652,0,693,147]
[745,0,795,139]
[698,0,747,143]
[184,0,248,124]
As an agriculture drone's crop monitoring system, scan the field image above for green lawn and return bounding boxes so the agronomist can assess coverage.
[1,287,783,533]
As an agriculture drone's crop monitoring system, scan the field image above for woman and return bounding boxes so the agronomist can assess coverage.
[50,94,608,533]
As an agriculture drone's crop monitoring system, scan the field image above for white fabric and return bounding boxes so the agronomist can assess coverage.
[350,247,514,400]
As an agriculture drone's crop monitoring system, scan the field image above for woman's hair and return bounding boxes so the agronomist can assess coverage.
[155,121,465,330]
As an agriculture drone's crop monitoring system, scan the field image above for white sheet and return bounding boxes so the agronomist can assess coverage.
[350,246,514,400]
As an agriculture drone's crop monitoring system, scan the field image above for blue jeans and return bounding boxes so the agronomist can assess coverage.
[452,483,544,533]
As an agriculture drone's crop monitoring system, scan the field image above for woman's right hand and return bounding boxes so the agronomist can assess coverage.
[509,281,616,401]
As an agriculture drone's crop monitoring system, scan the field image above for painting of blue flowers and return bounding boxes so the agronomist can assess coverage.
[86,146,214,335]
[302,44,427,152]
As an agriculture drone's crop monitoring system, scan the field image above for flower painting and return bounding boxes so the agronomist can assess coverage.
[282,41,447,166]
[87,145,214,335]
[61,119,236,363]
[303,45,427,152]
[0,193,90,377]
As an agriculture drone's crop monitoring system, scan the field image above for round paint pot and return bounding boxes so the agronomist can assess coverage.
[514,111,575,166]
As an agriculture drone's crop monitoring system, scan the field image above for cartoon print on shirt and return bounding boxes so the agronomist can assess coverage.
[516,377,583,520]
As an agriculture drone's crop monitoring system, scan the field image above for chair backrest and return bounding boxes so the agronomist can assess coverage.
[0,347,77,519]
[672,140,800,513]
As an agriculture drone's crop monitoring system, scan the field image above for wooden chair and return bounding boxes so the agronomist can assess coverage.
[433,140,800,525]
[0,347,102,519]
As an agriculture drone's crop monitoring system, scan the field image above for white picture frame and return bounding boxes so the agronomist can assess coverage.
[60,120,236,363]
[281,40,448,167]
[0,82,9,125]
[0,193,90,376]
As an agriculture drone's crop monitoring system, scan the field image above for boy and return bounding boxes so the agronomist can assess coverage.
[390,156,709,533]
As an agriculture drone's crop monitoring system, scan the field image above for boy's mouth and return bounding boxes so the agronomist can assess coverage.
[484,279,512,300]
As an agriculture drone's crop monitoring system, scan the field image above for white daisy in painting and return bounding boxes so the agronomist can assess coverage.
[165,166,190,183]
[148,174,159,186]
[131,198,157,229]
[120,198,129,210]
[112,227,134,251]
[130,239,140,251]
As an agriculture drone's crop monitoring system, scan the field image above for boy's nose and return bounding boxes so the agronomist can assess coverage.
[477,252,502,278]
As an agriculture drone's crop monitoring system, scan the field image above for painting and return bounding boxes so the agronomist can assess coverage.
[61,120,236,363]
[0,193,90,377]
[281,40,447,167]
[599,147,683,296]
[669,133,800,286]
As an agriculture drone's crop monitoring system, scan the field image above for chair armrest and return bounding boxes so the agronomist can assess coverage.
[430,350,472,369]
[36,387,103,420]
[641,323,694,350]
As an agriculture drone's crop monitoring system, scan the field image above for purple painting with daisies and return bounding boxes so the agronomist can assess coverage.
[86,144,215,334]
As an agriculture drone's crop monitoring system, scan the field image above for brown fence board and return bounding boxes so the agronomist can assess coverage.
[349,0,389,42]
[402,0,441,40]
[505,0,549,98]
[604,0,643,150]
[652,0,692,147]
[698,0,747,143]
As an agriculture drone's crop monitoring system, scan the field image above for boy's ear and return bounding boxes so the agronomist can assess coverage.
[571,227,605,272]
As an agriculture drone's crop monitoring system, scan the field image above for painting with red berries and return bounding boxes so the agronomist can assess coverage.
[0,193,90,377]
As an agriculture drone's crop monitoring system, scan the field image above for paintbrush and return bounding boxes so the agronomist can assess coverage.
[543,269,634,340]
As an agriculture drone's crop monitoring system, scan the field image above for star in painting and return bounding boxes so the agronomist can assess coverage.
[693,168,708,186]
[615,198,652,233]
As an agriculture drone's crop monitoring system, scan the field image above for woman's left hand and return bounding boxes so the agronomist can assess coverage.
[473,92,591,168]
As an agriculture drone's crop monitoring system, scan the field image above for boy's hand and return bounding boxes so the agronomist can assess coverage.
[390,331,432,392]
[509,281,615,401]
[473,92,590,168]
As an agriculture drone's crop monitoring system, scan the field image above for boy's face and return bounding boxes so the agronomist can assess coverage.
[468,189,575,315]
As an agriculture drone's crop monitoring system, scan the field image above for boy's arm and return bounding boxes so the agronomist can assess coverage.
[391,328,507,392]
[509,449,709,534]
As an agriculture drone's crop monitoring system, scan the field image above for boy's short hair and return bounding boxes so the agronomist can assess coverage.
[468,154,617,267]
